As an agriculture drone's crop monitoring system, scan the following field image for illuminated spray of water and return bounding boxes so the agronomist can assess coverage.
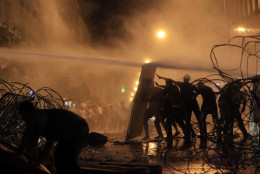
[0,49,215,73]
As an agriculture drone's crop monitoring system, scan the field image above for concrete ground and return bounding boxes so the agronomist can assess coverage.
[79,130,260,174]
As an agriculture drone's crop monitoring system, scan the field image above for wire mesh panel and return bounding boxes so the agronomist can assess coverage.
[0,79,66,146]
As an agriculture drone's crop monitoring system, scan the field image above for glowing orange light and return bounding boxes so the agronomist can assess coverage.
[237,28,246,32]
[145,60,151,63]
[136,81,139,85]
[149,142,157,149]
[134,87,137,91]
[157,30,165,39]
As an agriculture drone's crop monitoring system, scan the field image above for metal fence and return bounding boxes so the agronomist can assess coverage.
[0,79,66,146]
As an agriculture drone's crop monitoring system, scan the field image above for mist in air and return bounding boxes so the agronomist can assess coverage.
[0,0,251,104]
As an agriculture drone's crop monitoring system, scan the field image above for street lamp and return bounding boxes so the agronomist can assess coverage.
[157,30,165,39]
[145,60,151,63]
[237,27,247,32]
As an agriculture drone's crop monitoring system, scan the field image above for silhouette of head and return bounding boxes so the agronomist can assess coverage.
[183,74,190,83]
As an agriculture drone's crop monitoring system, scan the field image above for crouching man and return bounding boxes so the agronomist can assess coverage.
[17,101,89,174]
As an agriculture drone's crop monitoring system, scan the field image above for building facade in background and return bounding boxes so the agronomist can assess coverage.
[210,0,260,40]
[225,0,260,37]
[0,0,89,46]
[0,0,40,45]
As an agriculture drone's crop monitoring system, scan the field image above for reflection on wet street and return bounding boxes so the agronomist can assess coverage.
[79,132,260,174]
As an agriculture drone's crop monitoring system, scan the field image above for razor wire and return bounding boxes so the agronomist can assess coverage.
[78,36,260,174]
[153,36,260,173]
[0,79,67,146]
[2,36,260,173]
[103,36,260,173]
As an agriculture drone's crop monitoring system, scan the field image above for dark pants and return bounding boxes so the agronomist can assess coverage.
[184,99,201,136]
[200,103,219,137]
[223,105,248,137]
[164,107,189,139]
[164,106,189,149]
[218,103,227,134]
[143,108,165,138]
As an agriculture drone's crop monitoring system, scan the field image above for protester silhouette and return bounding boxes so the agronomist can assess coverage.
[17,101,89,174]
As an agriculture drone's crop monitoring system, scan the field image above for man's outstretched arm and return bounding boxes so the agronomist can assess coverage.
[156,74,182,86]
[156,74,173,81]
[154,82,166,88]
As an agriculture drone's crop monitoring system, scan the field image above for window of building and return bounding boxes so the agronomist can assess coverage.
[241,0,247,18]
[247,0,251,15]
[252,0,256,12]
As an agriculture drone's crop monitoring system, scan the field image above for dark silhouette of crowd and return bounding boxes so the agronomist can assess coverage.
[142,74,250,148]
[14,73,254,174]
[71,101,130,133]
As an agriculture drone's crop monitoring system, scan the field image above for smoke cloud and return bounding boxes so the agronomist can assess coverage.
[0,0,257,105]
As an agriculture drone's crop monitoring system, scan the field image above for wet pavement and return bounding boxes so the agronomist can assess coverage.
[79,131,260,174]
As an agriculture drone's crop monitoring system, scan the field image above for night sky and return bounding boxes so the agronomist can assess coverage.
[77,0,162,45]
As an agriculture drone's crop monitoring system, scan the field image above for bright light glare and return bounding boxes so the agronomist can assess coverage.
[136,81,139,85]
[150,116,156,121]
[130,97,133,101]
[237,28,246,32]
[149,142,157,149]
[157,30,165,38]
[134,87,137,91]
[145,60,151,63]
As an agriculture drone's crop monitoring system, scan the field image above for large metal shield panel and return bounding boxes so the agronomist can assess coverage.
[126,64,156,140]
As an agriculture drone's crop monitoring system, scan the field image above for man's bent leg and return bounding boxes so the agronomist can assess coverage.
[143,110,151,139]
[154,117,164,138]
[235,109,248,137]
[212,109,220,137]
[200,108,207,137]
[185,108,195,137]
